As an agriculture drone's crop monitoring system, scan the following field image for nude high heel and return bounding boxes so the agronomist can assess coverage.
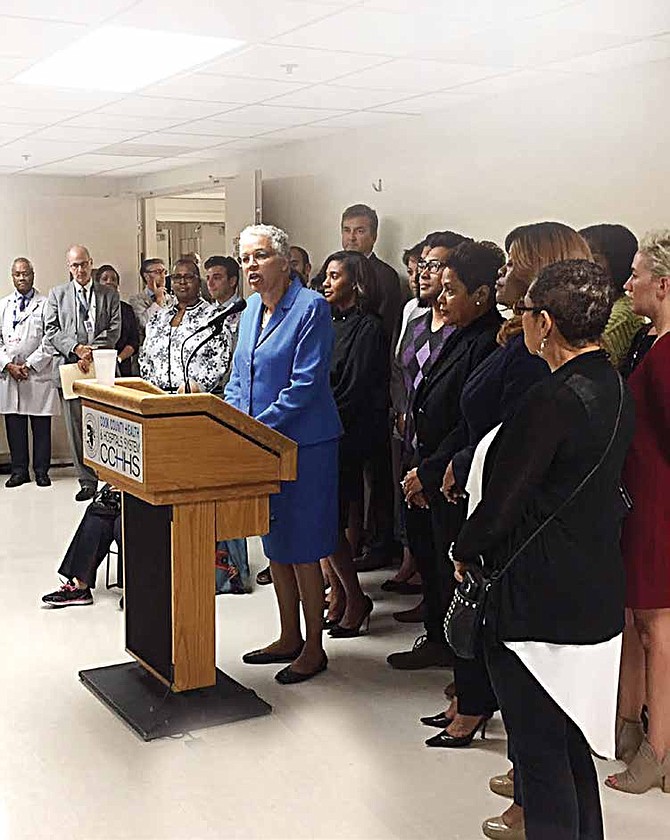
[615,715,644,765]
[606,738,670,794]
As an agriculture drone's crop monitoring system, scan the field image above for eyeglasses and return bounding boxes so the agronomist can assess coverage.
[145,267,167,276]
[417,259,448,274]
[69,261,90,270]
[513,301,549,316]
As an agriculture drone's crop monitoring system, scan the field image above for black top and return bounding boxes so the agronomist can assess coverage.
[454,351,635,644]
[116,300,140,376]
[451,333,550,488]
[330,307,389,458]
[413,307,503,494]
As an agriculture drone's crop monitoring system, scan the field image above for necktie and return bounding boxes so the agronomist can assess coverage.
[19,295,28,312]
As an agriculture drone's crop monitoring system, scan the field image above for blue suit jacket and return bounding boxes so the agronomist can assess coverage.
[225,278,343,446]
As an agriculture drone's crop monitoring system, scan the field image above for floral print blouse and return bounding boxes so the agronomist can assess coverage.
[139,298,232,393]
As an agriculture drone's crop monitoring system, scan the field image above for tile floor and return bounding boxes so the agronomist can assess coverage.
[0,470,667,839]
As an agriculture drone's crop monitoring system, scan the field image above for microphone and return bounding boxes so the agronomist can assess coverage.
[181,298,246,394]
[206,297,247,335]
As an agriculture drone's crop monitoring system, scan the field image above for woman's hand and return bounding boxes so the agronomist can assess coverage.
[402,468,424,502]
[395,413,406,437]
[441,461,465,503]
[453,560,467,583]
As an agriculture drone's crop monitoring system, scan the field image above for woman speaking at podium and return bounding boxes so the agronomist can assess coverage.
[225,224,342,684]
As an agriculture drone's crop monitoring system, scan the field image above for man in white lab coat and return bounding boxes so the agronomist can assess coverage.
[0,258,59,487]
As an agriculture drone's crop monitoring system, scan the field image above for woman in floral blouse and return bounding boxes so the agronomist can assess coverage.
[140,258,232,393]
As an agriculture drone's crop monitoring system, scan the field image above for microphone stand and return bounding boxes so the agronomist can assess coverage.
[182,320,225,394]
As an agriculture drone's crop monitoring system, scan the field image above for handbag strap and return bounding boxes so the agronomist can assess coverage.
[491,371,625,583]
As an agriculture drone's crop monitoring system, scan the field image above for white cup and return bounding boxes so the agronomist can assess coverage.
[93,349,117,386]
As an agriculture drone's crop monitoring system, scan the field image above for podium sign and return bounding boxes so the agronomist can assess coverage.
[72,377,297,740]
[82,406,144,482]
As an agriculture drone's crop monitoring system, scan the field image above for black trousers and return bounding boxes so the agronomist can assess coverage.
[405,504,450,644]
[454,645,498,716]
[4,414,51,475]
[486,639,604,840]
[362,423,397,555]
[58,508,122,589]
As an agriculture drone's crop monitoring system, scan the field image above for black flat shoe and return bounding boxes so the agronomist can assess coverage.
[275,654,328,684]
[242,645,303,665]
[5,473,29,488]
[75,485,96,501]
[35,474,51,487]
[256,566,272,586]
[420,711,455,729]
[425,716,490,748]
[328,595,373,638]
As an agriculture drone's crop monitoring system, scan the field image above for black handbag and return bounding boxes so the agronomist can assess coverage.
[444,374,625,660]
[88,483,121,518]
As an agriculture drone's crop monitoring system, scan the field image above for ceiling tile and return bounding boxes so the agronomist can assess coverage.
[219,137,286,151]
[260,123,340,141]
[334,58,505,92]
[267,83,400,109]
[0,138,109,167]
[0,106,73,126]
[202,44,389,84]
[0,123,37,141]
[221,103,346,126]
[0,16,86,58]
[0,57,32,83]
[143,73,305,104]
[24,153,161,176]
[171,117,276,138]
[271,7,474,57]
[95,96,237,120]
[60,112,185,132]
[137,131,223,149]
[0,84,121,111]
[310,109,417,129]
[0,1,136,24]
[30,124,143,145]
[370,88,480,114]
[362,0,569,22]
[549,0,670,39]
[547,37,670,74]
[114,0,346,41]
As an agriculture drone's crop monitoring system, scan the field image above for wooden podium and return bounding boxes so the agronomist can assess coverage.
[72,378,296,740]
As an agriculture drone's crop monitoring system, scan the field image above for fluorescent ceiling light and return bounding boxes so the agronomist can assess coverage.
[13,26,244,93]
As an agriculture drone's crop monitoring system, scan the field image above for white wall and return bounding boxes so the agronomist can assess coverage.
[0,176,139,299]
[249,62,669,274]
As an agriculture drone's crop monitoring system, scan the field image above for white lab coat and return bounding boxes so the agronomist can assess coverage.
[0,290,60,416]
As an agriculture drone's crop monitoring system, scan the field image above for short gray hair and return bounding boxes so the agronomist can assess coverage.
[639,230,670,278]
[239,224,290,260]
[12,256,34,273]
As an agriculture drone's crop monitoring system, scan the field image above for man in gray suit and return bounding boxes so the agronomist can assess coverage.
[45,245,121,500]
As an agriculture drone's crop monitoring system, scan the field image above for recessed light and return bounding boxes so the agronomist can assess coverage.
[13,26,244,93]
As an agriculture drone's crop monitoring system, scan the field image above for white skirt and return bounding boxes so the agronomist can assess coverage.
[465,425,621,759]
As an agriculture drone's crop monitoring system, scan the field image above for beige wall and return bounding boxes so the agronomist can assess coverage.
[0,176,139,463]
[251,65,669,275]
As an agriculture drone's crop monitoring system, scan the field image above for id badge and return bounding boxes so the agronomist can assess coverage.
[84,318,94,341]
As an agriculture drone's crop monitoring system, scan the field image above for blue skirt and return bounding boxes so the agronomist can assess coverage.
[262,439,338,565]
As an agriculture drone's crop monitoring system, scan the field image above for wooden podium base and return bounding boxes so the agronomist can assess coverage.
[79,662,272,741]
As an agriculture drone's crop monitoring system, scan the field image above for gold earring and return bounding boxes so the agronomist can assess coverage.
[538,337,548,355]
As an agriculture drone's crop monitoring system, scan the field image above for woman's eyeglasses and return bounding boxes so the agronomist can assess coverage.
[513,301,549,316]
[417,259,448,274]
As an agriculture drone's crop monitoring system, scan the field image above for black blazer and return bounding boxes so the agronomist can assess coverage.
[368,253,406,345]
[414,307,502,494]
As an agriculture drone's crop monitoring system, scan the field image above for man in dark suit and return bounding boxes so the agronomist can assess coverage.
[340,204,405,571]
[45,245,121,501]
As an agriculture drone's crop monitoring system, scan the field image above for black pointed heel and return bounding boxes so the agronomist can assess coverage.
[425,716,490,748]
[328,595,373,638]
[420,711,455,729]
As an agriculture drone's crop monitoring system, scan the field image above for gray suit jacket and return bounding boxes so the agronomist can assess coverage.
[45,280,121,381]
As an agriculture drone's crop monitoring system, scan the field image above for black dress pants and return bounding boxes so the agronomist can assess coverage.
[454,644,498,716]
[58,508,122,589]
[405,504,450,644]
[362,423,397,555]
[486,639,604,840]
[4,414,51,475]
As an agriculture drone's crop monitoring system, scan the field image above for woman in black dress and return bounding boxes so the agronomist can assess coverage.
[321,250,388,636]
[452,260,634,840]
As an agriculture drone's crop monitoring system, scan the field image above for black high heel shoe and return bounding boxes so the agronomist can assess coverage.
[328,595,373,638]
[420,711,455,729]
[425,716,490,748]
[323,612,345,630]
